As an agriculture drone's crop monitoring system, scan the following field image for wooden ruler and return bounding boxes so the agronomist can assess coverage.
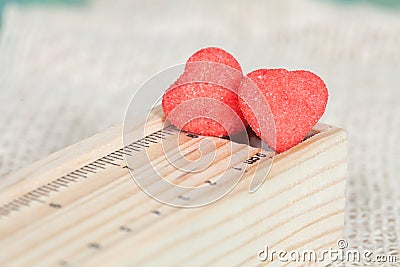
[0,107,347,266]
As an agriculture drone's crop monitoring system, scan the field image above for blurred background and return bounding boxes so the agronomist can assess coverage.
[0,0,399,259]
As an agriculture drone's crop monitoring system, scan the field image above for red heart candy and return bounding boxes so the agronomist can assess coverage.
[162,47,247,137]
[238,69,328,153]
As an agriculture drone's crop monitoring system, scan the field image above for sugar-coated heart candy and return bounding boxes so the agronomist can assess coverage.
[162,47,247,137]
[238,69,328,153]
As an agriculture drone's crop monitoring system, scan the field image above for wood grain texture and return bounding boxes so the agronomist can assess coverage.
[0,107,347,267]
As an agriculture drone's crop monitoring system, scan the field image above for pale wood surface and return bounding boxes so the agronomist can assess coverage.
[0,108,347,267]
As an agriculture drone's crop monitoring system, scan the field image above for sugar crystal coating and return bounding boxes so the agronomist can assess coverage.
[162,47,246,136]
[238,69,328,153]
[186,47,242,72]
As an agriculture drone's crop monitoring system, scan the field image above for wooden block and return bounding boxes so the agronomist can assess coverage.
[0,107,347,266]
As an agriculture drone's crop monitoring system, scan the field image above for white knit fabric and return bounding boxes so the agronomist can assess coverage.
[0,0,399,261]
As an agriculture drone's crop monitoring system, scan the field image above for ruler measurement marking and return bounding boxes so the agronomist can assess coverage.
[49,203,62,209]
[112,151,126,158]
[25,193,46,203]
[23,193,37,201]
[144,139,154,145]
[205,180,217,185]
[134,141,149,148]
[119,225,132,233]
[0,209,9,214]
[137,139,150,146]
[75,169,88,175]
[9,200,21,208]
[122,146,138,153]
[0,213,9,217]
[41,184,56,191]
[62,176,77,183]
[88,242,102,250]
[27,191,41,198]
[120,149,133,156]
[178,195,190,201]
[49,183,62,190]
[43,184,58,193]
[18,196,31,205]
[56,178,70,185]
[80,167,97,174]
[53,181,68,188]
[125,145,140,152]
[72,169,86,178]
[107,155,123,161]
[67,173,81,180]
[98,158,120,166]
[32,188,48,196]
[151,210,161,216]
[122,165,134,171]
[47,183,60,190]
[120,149,132,155]
[110,151,124,157]
[2,204,12,211]
[89,162,106,169]
[17,195,30,202]
[159,132,171,138]
[130,144,143,150]
[13,198,28,207]
[131,141,145,147]
[139,139,152,145]
[83,165,96,171]
[103,156,116,161]
[0,208,9,216]
[151,132,166,139]
[151,131,165,137]
[14,198,26,206]
[159,130,170,135]
[144,137,158,143]
[113,150,124,156]
[71,171,87,178]
[36,187,51,194]
[145,136,158,142]
[7,202,19,211]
